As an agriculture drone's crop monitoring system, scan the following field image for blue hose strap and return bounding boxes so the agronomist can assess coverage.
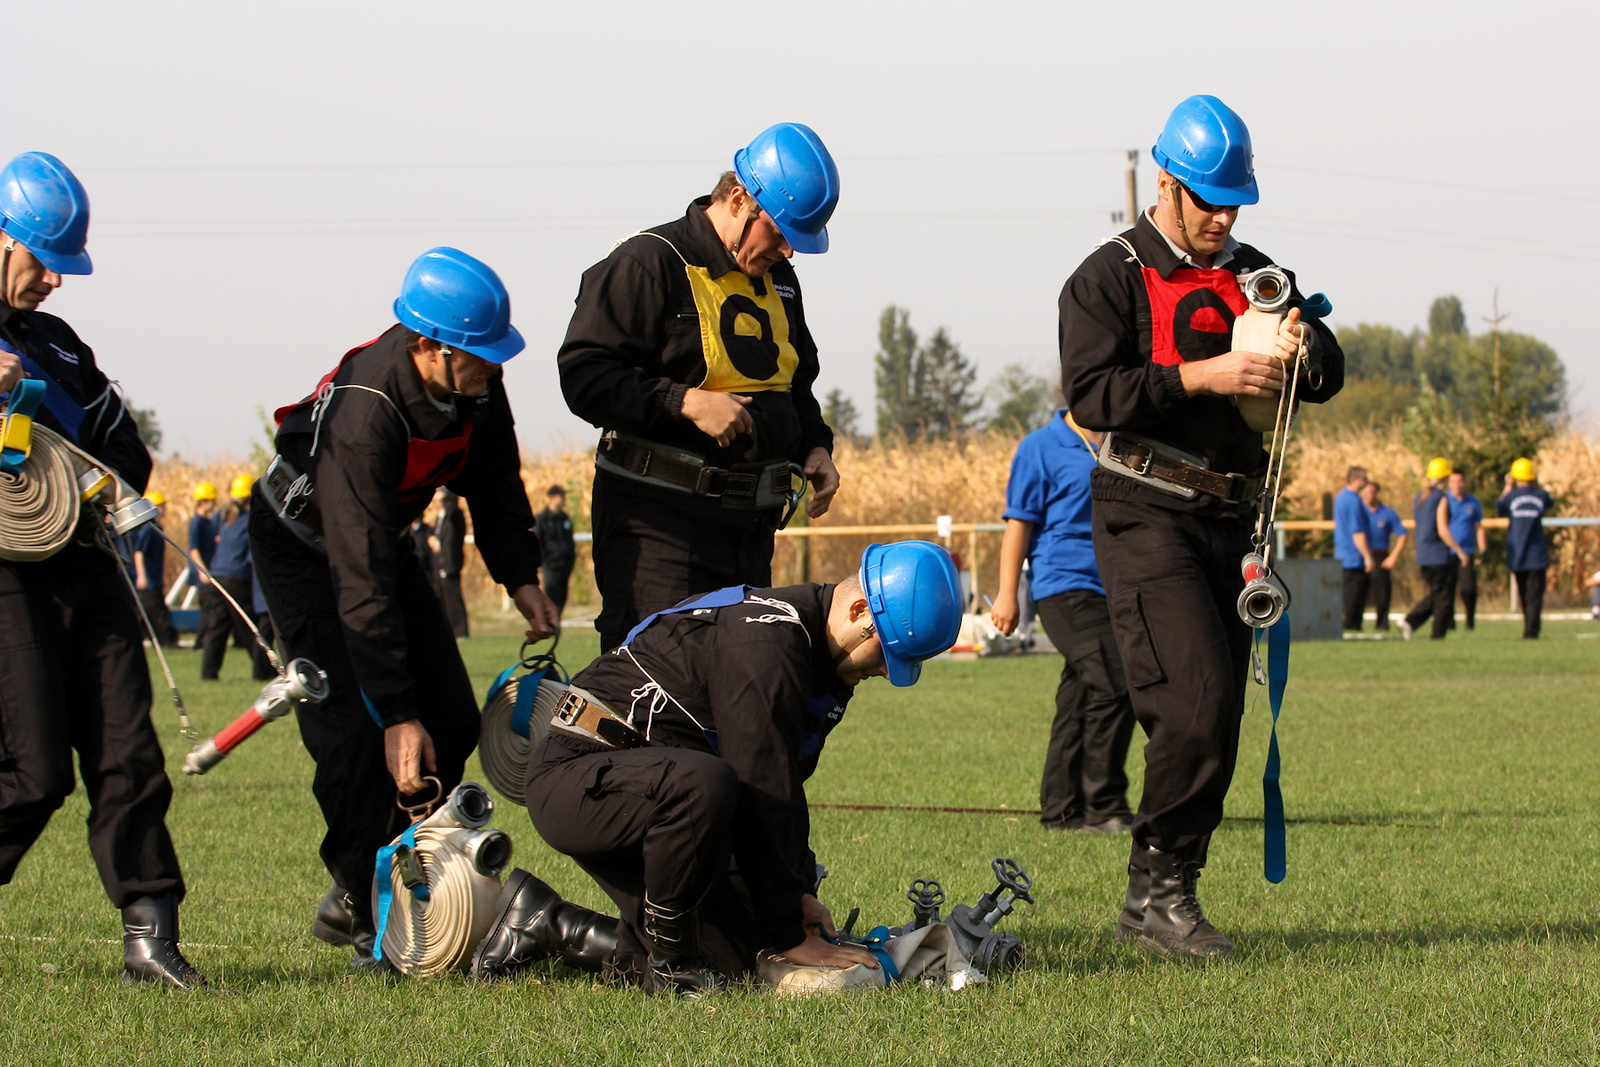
[1300,293,1333,321]
[1259,614,1292,883]
[485,662,519,703]
[360,690,383,729]
[0,378,46,474]
[509,667,549,739]
[861,926,901,982]
[372,822,423,963]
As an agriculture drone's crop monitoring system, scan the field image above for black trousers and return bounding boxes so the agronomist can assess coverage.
[0,546,184,908]
[1370,566,1393,629]
[249,501,480,926]
[1405,560,1459,639]
[1514,569,1546,638]
[525,737,756,979]
[1341,567,1372,630]
[590,473,777,652]
[1031,590,1135,827]
[197,574,273,680]
[541,560,573,613]
[1091,499,1254,869]
[1458,556,1478,628]
[135,584,179,647]
[432,570,469,638]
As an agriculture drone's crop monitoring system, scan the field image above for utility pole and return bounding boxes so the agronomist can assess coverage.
[1481,288,1510,412]
[1126,149,1139,228]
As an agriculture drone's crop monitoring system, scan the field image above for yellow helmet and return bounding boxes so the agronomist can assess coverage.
[193,481,218,501]
[1510,457,1535,482]
[1426,457,1453,480]
[144,490,167,507]
[229,475,255,499]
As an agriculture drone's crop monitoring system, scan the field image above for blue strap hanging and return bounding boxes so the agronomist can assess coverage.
[509,667,549,739]
[1257,613,1292,883]
[860,925,902,982]
[621,585,750,647]
[371,822,426,963]
[0,377,46,474]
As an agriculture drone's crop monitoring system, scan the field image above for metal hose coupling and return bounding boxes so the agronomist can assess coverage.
[182,658,330,775]
[1240,266,1292,313]
[431,780,496,830]
[1237,553,1290,629]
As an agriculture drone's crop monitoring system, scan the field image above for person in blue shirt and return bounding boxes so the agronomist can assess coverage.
[1360,480,1407,632]
[1446,471,1487,630]
[1332,466,1375,630]
[195,476,273,681]
[991,409,1134,834]
[1401,458,1472,641]
[188,481,222,646]
[1496,458,1553,639]
[130,492,178,647]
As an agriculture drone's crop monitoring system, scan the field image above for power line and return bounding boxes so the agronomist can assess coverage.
[1263,162,1600,206]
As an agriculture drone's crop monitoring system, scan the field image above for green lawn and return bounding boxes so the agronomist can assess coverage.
[3,617,1598,1065]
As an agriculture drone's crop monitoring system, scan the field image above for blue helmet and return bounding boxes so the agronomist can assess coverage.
[0,152,93,275]
[733,123,839,255]
[393,247,524,363]
[860,541,962,687]
[1151,95,1259,207]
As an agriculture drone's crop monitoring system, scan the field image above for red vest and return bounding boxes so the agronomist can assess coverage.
[1138,264,1248,367]
[275,337,475,511]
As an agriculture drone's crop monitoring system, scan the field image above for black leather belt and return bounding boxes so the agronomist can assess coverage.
[547,686,646,750]
[1098,431,1264,505]
[595,430,805,526]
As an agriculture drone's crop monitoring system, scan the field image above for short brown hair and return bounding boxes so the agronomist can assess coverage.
[710,170,742,204]
[1346,466,1368,484]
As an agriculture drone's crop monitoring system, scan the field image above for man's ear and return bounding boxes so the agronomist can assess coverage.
[849,597,871,624]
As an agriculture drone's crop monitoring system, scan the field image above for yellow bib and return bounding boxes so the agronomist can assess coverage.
[684,265,799,394]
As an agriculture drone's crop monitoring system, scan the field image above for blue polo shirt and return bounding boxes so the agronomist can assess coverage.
[1367,504,1405,553]
[1332,487,1373,569]
[210,511,253,580]
[1447,494,1483,557]
[1496,486,1552,572]
[1002,410,1102,599]
[1413,487,1452,567]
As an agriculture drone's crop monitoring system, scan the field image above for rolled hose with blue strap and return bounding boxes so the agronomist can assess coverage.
[477,638,570,806]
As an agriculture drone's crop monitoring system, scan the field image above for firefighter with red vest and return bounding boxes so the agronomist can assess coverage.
[251,247,559,968]
[1059,96,1344,958]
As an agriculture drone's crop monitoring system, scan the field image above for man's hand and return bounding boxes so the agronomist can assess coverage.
[1363,555,1375,574]
[385,719,437,795]
[780,932,880,970]
[681,388,753,446]
[802,447,839,518]
[1178,349,1285,398]
[1273,306,1307,362]
[990,592,1020,635]
[1456,549,1471,566]
[801,894,837,939]
[511,583,560,641]
[1382,555,1398,570]
[0,349,20,394]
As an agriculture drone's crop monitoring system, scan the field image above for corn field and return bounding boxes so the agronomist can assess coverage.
[145,420,1600,618]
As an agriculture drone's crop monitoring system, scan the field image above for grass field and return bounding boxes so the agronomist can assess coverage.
[3,615,1599,1065]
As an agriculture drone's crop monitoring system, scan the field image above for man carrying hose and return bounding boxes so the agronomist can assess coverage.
[251,248,560,969]
[1059,96,1344,958]
[557,123,843,652]
[472,542,963,996]
[0,153,209,987]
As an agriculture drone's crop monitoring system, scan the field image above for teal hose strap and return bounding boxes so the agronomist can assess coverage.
[372,822,423,963]
[1259,614,1291,883]
[862,925,901,982]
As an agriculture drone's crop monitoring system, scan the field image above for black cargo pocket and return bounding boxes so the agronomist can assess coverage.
[580,757,615,798]
[1109,589,1165,688]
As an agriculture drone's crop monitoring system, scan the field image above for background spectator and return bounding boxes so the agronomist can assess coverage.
[1446,470,1487,630]
[1496,458,1552,639]
[1333,466,1375,631]
[1401,458,1470,641]
[131,492,178,647]
[535,485,576,615]
[430,488,470,639]
[1361,480,1407,632]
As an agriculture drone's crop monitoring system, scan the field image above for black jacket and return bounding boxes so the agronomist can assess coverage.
[568,582,852,951]
[1059,212,1343,513]
[273,326,541,727]
[533,507,574,567]
[0,304,149,495]
[557,198,833,478]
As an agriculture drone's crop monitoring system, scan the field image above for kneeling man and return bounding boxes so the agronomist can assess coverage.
[474,542,962,994]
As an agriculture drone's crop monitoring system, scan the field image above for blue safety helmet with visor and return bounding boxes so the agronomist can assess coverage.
[1151,95,1259,207]
[733,123,840,255]
[393,246,525,364]
[860,541,963,687]
[0,152,93,275]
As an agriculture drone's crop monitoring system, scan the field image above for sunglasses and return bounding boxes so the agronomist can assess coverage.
[1176,181,1240,215]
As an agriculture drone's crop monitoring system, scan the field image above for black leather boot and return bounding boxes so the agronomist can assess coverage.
[1139,849,1235,960]
[1114,862,1148,944]
[122,895,210,989]
[641,895,725,998]
[471,868,620,979]
[312,884,371,946]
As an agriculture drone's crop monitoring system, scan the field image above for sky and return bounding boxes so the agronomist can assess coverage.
[8,1,1597,458]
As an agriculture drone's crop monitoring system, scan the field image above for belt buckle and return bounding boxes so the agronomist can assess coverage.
[1126,446,1153,476]
[555,690,585,727]
[694,466,722,498]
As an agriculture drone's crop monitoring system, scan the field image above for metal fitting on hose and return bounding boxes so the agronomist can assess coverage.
[182,658,330,775]
[1237,553,1290,629]
[1240,266,1292,313]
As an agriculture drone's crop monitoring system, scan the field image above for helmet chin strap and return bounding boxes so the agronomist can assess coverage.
[729,199,761,256]
[439,345,461,397]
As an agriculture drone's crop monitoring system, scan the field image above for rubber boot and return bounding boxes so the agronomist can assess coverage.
[311,884,371,946]
[1138,849,1234,960]
[1114,862,1148,944]
[471,868,620,979]
[122,895,211,989]
[641,895,725,998]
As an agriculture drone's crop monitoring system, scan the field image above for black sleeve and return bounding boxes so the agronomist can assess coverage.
[706,624,814,952]
[38,320,152,492]
[448,387,541,592]
[310,389,420,728]
[1059,250,1188,433]
[557,243,690,436]
[783,277,834,459]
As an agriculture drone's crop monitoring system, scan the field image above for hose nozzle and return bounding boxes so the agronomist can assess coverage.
[1237,553,1289,629]
[1240,267,1292,313]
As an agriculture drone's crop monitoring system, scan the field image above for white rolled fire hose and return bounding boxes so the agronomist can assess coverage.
[0,418,159,562]
[372,781,515,977]
[478,674,566,807]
